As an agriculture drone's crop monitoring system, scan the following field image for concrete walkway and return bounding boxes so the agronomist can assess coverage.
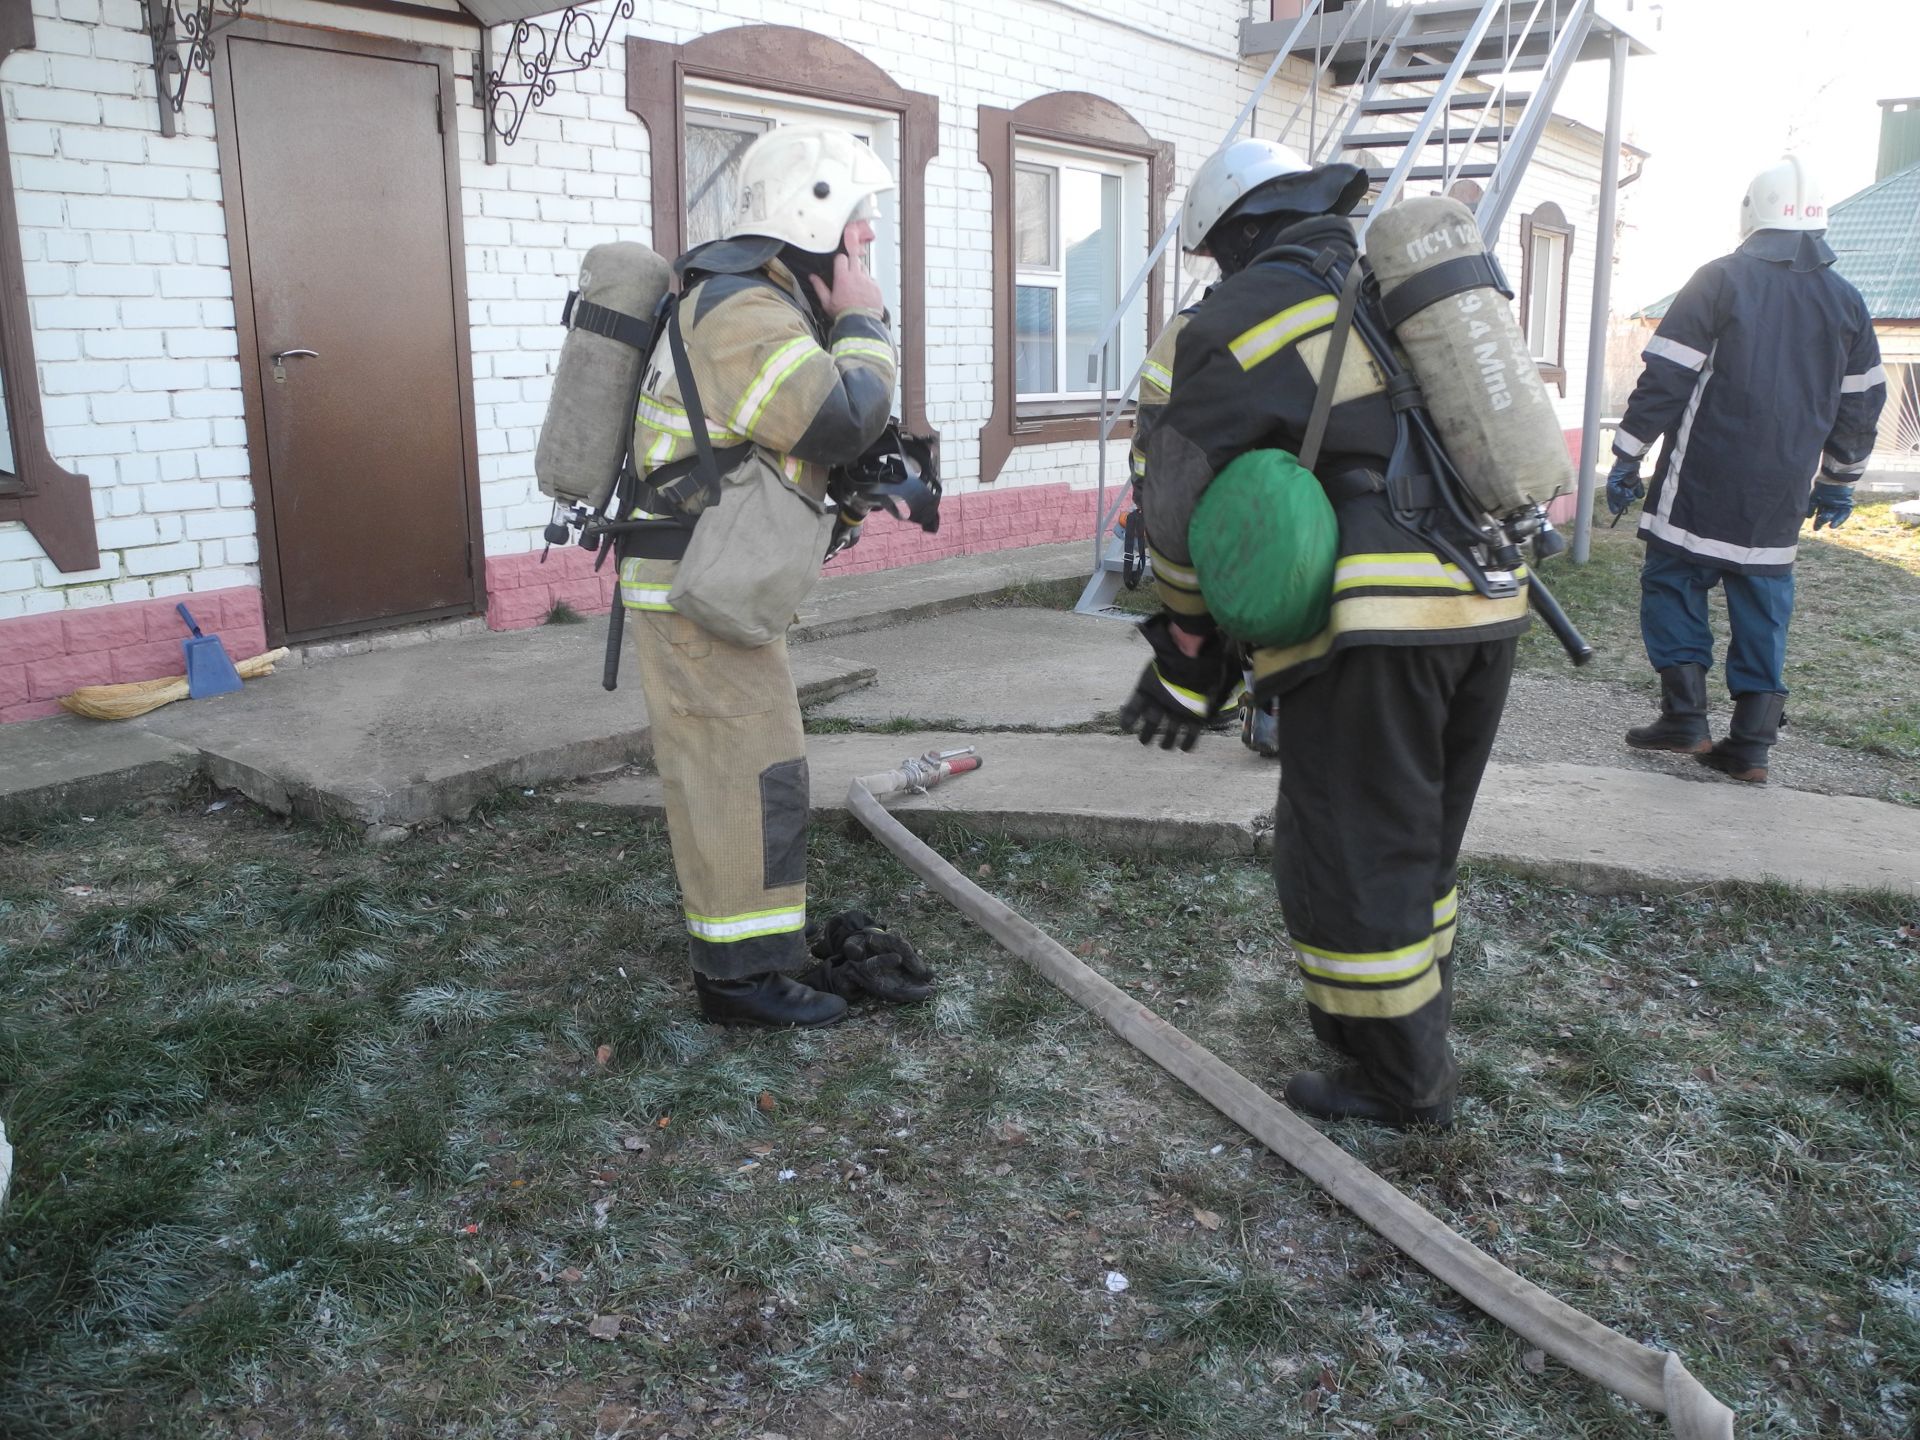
[577,730,1920,896]
[0,544,1082,828]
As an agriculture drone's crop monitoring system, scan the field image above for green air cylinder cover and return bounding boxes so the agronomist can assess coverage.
[1188,448,1338,648]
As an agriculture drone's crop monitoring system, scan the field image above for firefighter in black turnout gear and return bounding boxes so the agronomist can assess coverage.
[1125,140,1530,1129]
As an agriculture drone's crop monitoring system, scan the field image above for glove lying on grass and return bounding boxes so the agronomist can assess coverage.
[796,910,934,1004]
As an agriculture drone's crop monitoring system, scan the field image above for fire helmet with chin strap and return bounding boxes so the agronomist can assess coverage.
[729,125,897,255]
[1180,139,1368,255]
[1739,154,1826,238]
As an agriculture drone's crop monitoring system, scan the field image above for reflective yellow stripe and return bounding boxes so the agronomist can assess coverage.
[1146,548,1199,588]
[685,905,808,942]
[618,557,675,613]
[1294,934,1435,984]
[1303,964,1443,1019]
[1432,888,1458,928]
[1250,588,1532,682]
[1332,554,1476,593]
[1230,296,1339,370]
[730,337,817,433]
[1157,671,1212,717]
[832,337,894,366]
[637,395,746,446]
[1140,358,1173,394]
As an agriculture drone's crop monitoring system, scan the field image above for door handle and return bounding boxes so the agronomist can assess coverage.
[270,348,319,383]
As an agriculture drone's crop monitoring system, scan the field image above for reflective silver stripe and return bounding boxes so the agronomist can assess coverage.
[1638,509,1800,567]
[1654,342,1716,530]
[1613,428,1650,458]
[685,906,807,941]
[1645,335,1709,372]
[1840,364,1888,394]
[1824,456,1868,476]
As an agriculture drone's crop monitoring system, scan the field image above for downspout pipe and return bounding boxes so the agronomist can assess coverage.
[1574,27,1630,563]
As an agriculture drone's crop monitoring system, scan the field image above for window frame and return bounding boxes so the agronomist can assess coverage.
[1012,143,1143,406]
[977,92,1171,486]
[0,0,98,572]
[627,24,938,441]
[680,82,904,334]
[1518,201,1574,397]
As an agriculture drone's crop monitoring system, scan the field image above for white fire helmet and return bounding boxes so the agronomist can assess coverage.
[728,125,896,255]
[1179,138,1367,254]
[1739,154,1826,238]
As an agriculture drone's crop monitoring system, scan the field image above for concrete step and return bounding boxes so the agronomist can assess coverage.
[578,730,1920,895]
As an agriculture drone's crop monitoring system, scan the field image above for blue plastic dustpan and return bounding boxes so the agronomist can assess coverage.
[176,603,243,699]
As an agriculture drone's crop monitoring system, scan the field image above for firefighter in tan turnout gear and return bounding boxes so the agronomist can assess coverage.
[1125,139,1532,1129]
[622,126,928,1028]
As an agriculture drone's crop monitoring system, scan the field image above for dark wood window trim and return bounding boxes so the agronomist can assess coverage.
[625,25,938,441]
[0,0,97,572]
[212,18,489,645]
[978,92,1171,486]
[1518,200,1574,397]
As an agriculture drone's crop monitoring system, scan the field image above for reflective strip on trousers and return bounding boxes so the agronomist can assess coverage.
[1294,893,1457,1020]
[685,905,808,943]
[618,556,674,612]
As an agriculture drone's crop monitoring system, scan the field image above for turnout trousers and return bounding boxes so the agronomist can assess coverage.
[1271,637,1516,1110]
[628,595,810,981]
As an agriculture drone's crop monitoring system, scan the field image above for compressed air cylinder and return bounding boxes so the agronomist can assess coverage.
[1364,196,1572,518]
[535,242,672,509]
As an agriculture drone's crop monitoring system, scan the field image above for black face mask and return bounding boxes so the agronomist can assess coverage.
[1209,209,1314,278]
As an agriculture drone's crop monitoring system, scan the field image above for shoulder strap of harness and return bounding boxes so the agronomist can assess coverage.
[1297,259,1366,475]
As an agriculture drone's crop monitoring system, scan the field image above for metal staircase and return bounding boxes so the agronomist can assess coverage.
[1074,0,1653,618]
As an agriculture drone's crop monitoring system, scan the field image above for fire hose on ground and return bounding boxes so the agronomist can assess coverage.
[847,749,1736,1440]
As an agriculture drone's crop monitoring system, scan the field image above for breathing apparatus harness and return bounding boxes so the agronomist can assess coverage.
[1253,240,1593,666]
[540,266,941,690]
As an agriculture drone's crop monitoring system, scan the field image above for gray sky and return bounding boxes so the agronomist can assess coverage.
[1558,0,1920,310]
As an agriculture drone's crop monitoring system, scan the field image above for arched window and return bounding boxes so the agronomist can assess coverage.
[0,0,96,572]
[1518,200,1574,396]
[977,92,1172,485]
[627,26,938,440]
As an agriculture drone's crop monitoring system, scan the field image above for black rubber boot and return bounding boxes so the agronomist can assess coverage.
[1625,663,1712,754]
[1284,1067,1455,1131]
[1699,691,1786,784]
[693,971,848,1028]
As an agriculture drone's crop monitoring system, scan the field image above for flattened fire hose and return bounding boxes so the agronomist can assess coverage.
[848,751,1736,1440]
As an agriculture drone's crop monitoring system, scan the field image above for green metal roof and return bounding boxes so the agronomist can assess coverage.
[1634,160,1920,322]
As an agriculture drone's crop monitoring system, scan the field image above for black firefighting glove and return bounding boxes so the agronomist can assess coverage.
[1118,611,1240,752]
[796,910,934,1004]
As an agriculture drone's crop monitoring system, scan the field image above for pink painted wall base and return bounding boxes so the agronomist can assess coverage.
[481,482,1106,630]
[0,587,270,724]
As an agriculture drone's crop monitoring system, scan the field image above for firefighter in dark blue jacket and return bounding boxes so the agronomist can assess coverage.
[1607,156,1887,783]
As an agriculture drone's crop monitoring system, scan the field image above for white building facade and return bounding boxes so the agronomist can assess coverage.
[0,0,1617,721]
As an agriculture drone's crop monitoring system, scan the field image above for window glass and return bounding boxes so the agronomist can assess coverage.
[685,114,773,250]
[1063,171,1120,392]
[1015,286,1057,395]
[1528,230,1563,362]
[1013,146,1143,401]
[1015,166,1054,267]
[0,362,15,476]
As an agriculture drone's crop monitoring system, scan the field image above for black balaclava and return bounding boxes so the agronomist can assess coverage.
[778,241,846,327]
[1208,209,1315,277]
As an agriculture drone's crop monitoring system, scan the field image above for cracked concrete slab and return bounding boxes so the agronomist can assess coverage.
[130,624,872,828]
[576,730,1920,895]
[0,717,203,825]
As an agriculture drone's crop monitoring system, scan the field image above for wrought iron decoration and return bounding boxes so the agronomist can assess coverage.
[144,0,250,137]
[485,0,633,150]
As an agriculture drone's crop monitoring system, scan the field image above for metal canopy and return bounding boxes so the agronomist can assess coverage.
[456,0,574,30]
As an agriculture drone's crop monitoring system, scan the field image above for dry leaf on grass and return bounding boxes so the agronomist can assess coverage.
[587,1314,621,1340]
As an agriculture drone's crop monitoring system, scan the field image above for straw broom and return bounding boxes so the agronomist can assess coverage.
[59,648,291,721]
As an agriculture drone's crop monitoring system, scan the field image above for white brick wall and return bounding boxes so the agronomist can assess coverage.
[0,0,1613,620]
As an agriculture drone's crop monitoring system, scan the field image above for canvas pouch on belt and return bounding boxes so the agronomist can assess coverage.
[667,447,833,649]
[657,304,832,650]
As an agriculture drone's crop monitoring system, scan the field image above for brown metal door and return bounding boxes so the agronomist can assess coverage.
[226,34,477,639]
